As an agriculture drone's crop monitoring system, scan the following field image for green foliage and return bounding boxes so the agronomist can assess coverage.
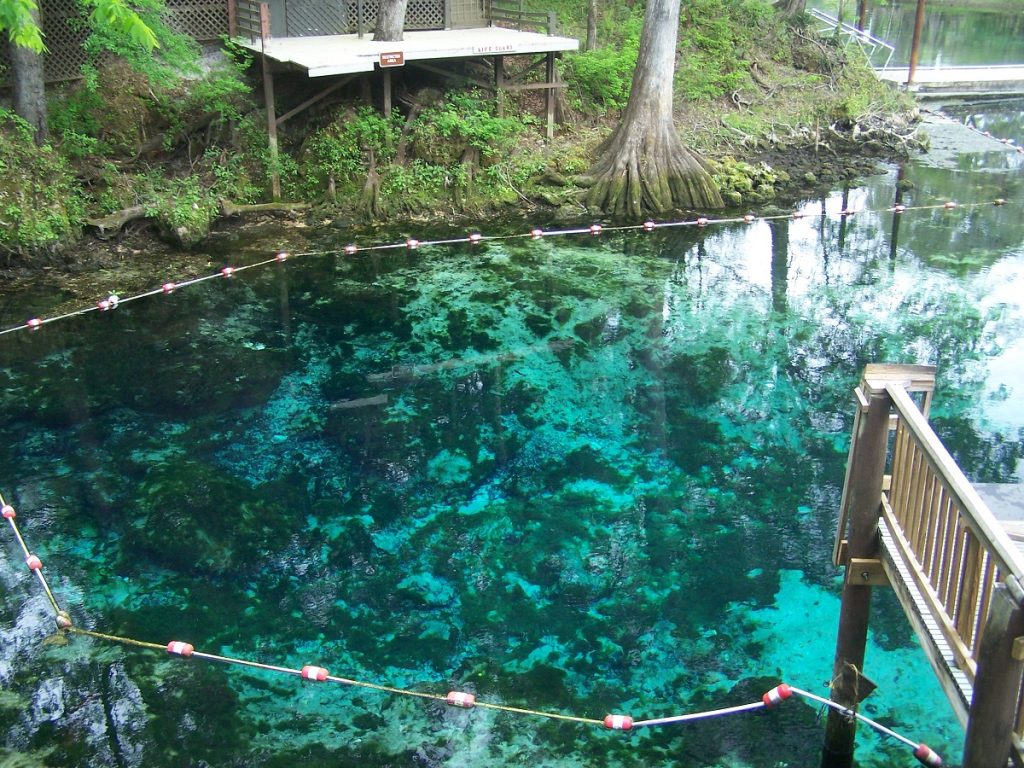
[677,0,781,102]
[142,173,218,245]
[301,107,400,197]
[412,92,523,164]
[0,0,45,50]
[562,13,641,111]
[380,160,449,212]
[0,107,85,253]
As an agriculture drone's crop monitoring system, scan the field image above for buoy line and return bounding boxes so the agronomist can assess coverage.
[0,199,1009,340]
[2,496,944,765]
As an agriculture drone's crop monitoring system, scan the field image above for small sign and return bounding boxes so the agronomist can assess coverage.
[380,52,404,68]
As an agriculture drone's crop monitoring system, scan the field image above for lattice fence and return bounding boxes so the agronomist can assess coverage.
[0,0,90,87]
[449,0,485,29]
[291,0,449,34]
[165,0,230,42]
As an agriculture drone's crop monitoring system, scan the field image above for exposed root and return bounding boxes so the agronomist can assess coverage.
[586,121,724,217]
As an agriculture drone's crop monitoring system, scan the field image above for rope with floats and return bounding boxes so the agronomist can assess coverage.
[0,198,1010,339]
[1,497,943,765]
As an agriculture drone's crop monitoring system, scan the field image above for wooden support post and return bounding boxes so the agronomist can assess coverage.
[255,2,279,200]
[821,372,893,768]
[962,579,1024,768]
[228,0,237,37]
[494,56,505,118]
[382,68,392,117]
[545,52,555,142]
[907,0,926,86]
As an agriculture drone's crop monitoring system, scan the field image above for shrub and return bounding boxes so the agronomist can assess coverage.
[0,109,85,254]
[562,13,642,111]
[301,107,400,198]
[411,92,523,165]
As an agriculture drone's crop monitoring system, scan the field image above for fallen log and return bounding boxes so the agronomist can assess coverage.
[219,200,311,217]
[86,205,148,239]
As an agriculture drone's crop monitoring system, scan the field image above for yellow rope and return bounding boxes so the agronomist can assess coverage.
[66,626,168,652]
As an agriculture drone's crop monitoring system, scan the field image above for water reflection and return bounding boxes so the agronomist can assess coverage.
[811,0,1024,67]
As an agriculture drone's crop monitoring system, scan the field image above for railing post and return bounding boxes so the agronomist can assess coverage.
[821,372,893,768]
[963,577,1024,768]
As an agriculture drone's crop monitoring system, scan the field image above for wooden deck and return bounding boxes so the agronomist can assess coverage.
[237,27,578,78]
[877,64,1024,97]
[830,364,1024,767]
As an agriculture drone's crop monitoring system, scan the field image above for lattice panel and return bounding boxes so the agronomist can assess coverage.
[287,0,349,36]
[338,0,444,32]
[165,0,230,42]
[341,0,379,33]
[0,0,90,87]
[449,0,485,29]
[406,0,444,29]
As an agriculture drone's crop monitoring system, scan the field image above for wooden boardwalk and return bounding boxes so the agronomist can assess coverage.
[877,64,1024,97]
[829,365,1024,767]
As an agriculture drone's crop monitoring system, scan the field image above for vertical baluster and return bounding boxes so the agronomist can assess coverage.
[970,556,996,659]
[942,517,967,617]
[904,443,926,539]
[925,486,950,582]
[956,533,983,648]
[888,418,908,513]
[912,468,938,559]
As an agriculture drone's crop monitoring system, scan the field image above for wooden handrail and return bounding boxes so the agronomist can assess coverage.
[486,0,557,34]
[886,383,1024,579]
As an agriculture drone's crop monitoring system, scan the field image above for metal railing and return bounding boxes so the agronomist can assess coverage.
[808,8,895,70]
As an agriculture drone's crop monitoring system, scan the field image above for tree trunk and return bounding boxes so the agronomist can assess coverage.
[9,5,48,146]
[373,0,410,41]
[586,0,598,51]
[774,0,806,18]
[585,0,723,216]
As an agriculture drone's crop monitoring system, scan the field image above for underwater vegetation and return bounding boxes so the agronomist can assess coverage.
[1,197,1022,766]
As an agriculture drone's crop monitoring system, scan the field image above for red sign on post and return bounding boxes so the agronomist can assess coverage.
[379,52,405,68]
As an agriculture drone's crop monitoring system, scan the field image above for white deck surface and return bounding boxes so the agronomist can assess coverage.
[239,27,579,77]
[877,64,1024,94]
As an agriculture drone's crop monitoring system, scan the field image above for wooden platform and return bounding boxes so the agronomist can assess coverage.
[238,27,579,78]
[877,64,1024,97]
[976,483,1024,554]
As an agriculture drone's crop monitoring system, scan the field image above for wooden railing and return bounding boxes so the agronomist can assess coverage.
[486,0,557,34]
[230,0,270,42]
[830,364,1024,767]
[885,383,1023,678]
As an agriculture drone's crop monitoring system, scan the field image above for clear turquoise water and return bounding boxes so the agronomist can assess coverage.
[1,124,1022,766]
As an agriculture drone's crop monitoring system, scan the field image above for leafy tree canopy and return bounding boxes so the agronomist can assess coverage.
[1,0,158,52]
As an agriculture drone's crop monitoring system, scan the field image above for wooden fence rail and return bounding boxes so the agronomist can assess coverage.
[829,364,1024,767]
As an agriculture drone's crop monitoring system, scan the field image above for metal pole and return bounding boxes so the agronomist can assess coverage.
[907,0,926,86]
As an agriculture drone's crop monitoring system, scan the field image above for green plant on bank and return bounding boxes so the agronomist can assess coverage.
[561,10,642,111]
[411,91,524,164]
[676,0,783,102]
[141,173,220,246]
[0,108,85,254]
[301,107,401,199]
